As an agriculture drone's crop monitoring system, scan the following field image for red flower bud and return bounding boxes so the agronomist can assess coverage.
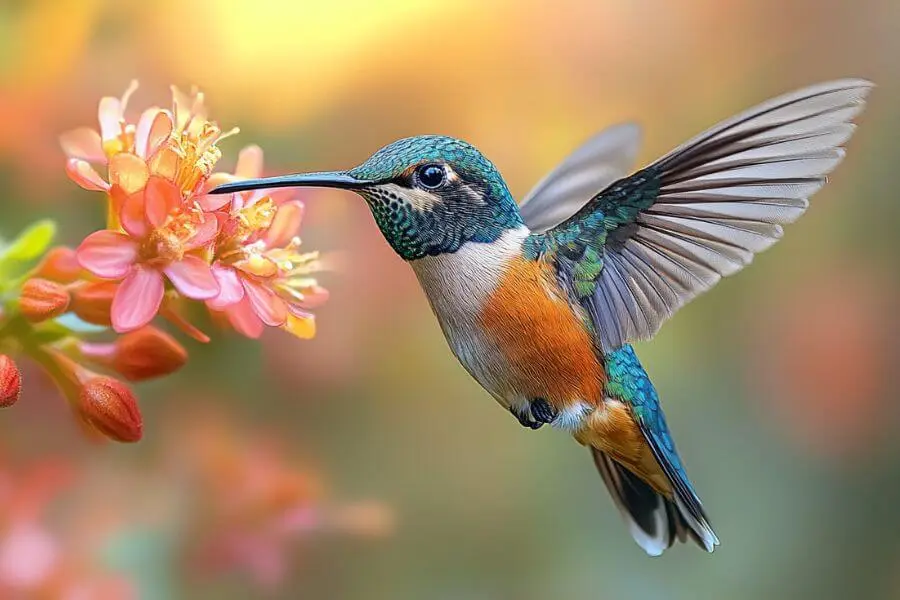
[0,355,22,407]
[19,278,70,323]
[70,281,116,326]
[79,327,188,382]
[115,327,187,381]
[77,377,142,443]
[33,247,82,283]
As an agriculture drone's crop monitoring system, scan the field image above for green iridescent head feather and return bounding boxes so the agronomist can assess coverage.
[347,135,524,260]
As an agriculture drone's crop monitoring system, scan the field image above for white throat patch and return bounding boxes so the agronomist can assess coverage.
[409,226,530,403]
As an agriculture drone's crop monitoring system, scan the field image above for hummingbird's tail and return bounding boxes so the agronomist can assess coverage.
[591,448,714,556]
[588,345,719,555]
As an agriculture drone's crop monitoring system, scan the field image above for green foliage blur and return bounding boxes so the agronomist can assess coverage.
[1,0,899,598]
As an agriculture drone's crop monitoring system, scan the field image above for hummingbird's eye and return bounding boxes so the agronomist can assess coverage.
[416,164,446,189]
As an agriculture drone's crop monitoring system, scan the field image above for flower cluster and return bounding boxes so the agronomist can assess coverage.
[65,82,327,337]
[0,82,326,442]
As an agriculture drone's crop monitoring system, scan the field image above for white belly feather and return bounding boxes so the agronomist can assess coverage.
[409,227,530,407]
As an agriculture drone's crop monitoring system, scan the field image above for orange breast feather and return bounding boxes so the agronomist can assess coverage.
[478,257,605,408]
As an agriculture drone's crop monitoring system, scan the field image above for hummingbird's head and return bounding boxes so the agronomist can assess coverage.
[211,135,524,260]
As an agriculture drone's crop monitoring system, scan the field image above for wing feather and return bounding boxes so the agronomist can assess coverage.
[520,123,642,232]
[541,79,872,350]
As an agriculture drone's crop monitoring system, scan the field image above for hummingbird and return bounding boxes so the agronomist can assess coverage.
[212,79,871,555]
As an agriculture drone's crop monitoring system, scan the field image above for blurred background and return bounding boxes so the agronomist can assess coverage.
[2,0,900,598]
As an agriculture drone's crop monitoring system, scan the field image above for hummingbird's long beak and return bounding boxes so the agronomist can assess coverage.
[209,171,374,195]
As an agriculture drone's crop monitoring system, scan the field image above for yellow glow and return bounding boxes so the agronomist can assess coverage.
[7,0,101,88]
[152,0,501,123]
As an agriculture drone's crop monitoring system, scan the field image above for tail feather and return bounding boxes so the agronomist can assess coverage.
[591,448,717,556]
[598,345,719,555]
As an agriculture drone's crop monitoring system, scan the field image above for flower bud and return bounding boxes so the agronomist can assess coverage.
[33,247,82,283]
[78,377,142,443]
[79,327,187,382]
[70,281,116,326]
[19,278,70,323]
[115,327,187,381]
[0,355,22,407]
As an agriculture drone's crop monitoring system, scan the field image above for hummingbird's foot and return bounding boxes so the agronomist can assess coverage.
[512,407,544,430]
[511,398,558,430]
[530,398,558,424]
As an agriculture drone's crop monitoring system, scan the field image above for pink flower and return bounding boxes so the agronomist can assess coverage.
[198,144,294,212]
[60,82,235,202]
[60,81,174,195]
[60,82,326,346]
[207,198,327,339]
[76,177,219,332]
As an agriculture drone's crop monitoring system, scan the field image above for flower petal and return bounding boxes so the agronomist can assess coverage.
[111,266,164,332]
[60,128,105,163]
[98,96,122,141]
[65,159,109,191]
[144,176,181,228]
[199,172,235,194]
[195,192,232,212]
[297,284,329,309]
[170,85,194,131]
[208,265,245,309]
[119,192,148,237]
[236,145,263,179]
[195,172,234,210]
[184,216,219,250]
[283,313,316,339]
[147,143,180,183]
[108,152,149,195]
[243,280,287,326]
[76,231,138,279]
[164,256,219,300]
[135,109,173,159]
[224,297,265,339]
[263,201,304,248]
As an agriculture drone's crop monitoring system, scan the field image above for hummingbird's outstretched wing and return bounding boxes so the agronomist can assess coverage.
[531,79,872,351]
[519,123,642,233]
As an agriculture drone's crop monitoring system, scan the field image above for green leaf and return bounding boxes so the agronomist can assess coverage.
[2,220,57,263]
[0,220,58,288]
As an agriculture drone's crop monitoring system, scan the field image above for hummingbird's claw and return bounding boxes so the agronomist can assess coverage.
[531,398,558,424]
[512,407,544,429]
[511,398,557,430]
